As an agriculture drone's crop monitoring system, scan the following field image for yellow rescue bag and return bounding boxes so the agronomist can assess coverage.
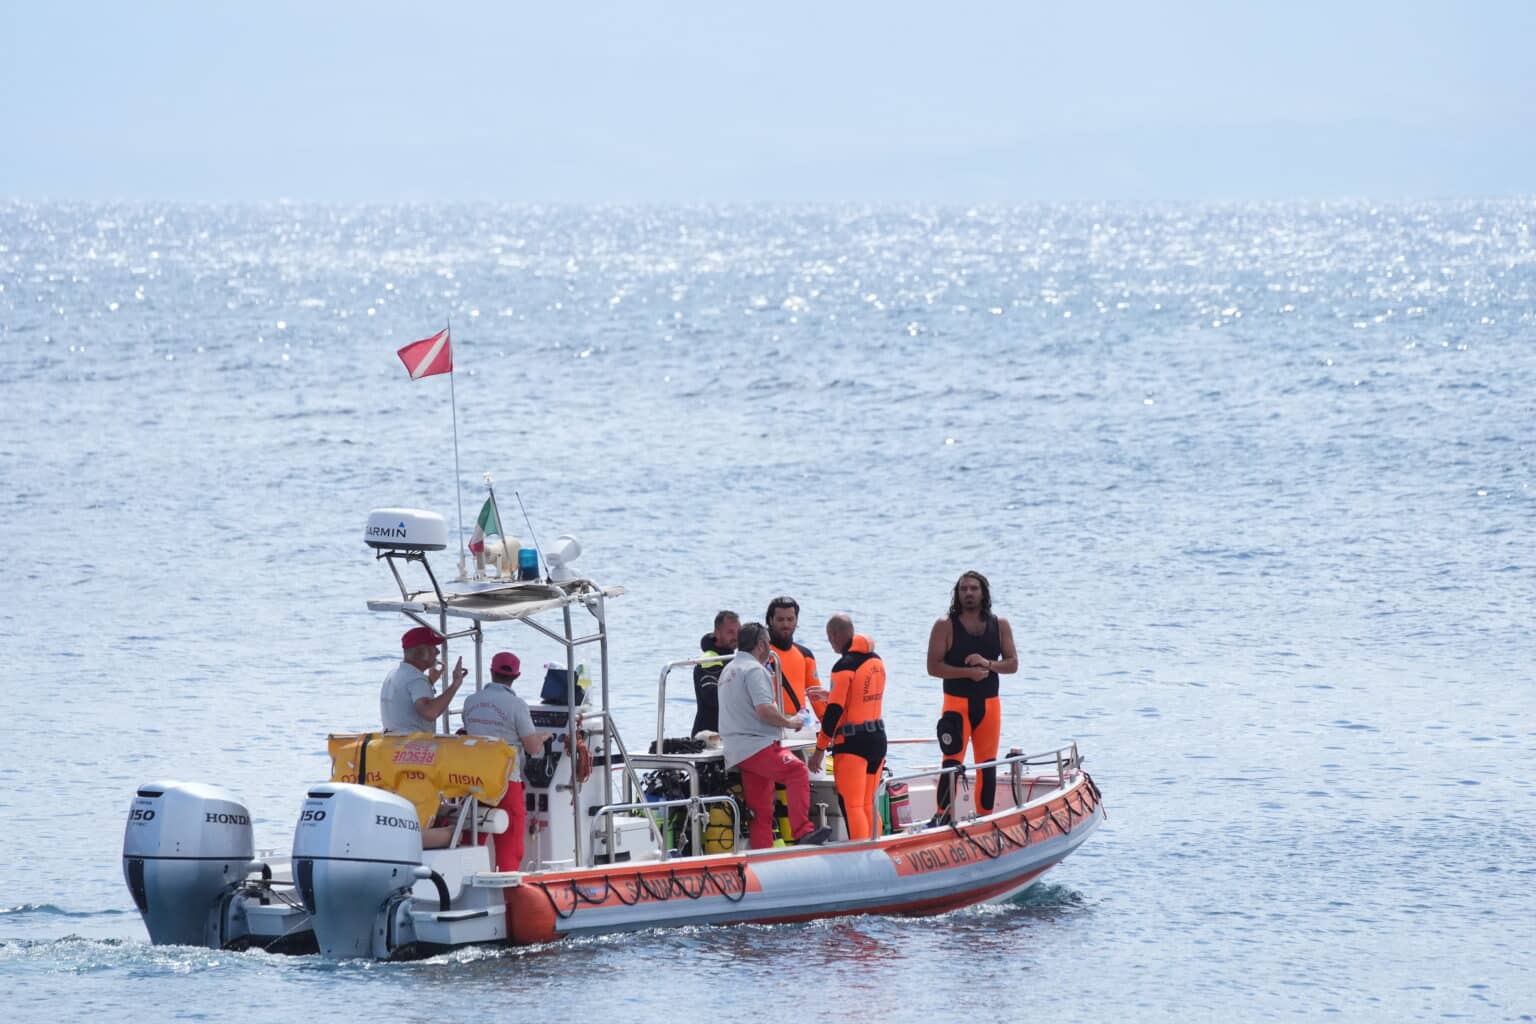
[328,733,516,828]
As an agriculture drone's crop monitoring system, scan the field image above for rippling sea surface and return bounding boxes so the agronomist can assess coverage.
[1,201,1533,1022]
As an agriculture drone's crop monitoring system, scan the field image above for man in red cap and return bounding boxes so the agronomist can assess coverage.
[462,651,549,871]
[380,626,466,733]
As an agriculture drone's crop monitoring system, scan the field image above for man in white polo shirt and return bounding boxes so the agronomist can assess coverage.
[462,651,549,871]
[380,626,466,733]
[718,621,832,849]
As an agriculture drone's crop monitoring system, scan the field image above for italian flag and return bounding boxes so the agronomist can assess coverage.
[468,497,500,555]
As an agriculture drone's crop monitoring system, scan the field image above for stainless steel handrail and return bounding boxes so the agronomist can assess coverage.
[875,743,1083,827]
[883,744,1080,788]
[654,657,723,753]
[595,714,668,859]
[620,753,710,852]
[591,796,740,858]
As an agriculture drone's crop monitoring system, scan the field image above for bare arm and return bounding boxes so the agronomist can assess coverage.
[926,618,987,682]
[521,732,551,757]
[993,617,1019,675]
[415,657,467,723]
[754,701,802,730]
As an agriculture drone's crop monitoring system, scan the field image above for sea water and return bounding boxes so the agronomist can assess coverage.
[1,200,1533,1021]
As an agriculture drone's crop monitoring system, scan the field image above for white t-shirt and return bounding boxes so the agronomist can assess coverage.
[380,661,435,733]
[462,683,539,782]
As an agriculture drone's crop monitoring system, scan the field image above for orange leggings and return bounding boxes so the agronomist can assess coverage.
[937,693,1001,814]
[832,742,886,841]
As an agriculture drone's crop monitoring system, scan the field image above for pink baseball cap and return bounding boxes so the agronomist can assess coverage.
[401,626,444,649]
[491,651,521,679]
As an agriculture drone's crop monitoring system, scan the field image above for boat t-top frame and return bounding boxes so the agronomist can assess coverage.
[367,548,648,867]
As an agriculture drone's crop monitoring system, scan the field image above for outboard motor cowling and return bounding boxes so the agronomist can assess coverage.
[292,783,423,957]
[122,780,257,947]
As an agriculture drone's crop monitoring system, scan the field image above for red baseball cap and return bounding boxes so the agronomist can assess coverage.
[401,626,444,649]
[490,651,521,679]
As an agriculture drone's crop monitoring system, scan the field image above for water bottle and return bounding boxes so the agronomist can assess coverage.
[798,703,817,735]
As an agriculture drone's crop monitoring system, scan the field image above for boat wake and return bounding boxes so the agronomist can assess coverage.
[1009,881,1089,910]
[0,904,132,920]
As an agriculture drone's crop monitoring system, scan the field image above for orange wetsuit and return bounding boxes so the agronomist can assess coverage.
[938,613,1003,816]
[817,634,887,840]
[772,639,826,719]
[767,639,824,842]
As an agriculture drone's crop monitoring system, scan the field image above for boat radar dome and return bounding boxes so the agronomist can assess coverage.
[364,508,448,551]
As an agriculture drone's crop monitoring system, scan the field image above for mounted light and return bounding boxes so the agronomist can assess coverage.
[544,534,582,582]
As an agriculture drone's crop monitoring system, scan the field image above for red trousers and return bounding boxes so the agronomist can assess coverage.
[492,780,527,872]
[738,744,813,849]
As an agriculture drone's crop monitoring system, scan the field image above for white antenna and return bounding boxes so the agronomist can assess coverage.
[514,491,547,580]
[446,317,466,581]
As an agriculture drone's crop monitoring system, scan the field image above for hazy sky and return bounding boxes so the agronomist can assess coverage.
[3,1,1533,201]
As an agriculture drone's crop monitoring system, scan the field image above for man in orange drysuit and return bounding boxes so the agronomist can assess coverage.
[810,614,887,841]
[765,596,828,842]
[766,595,828,721]
[926,571,1018,822]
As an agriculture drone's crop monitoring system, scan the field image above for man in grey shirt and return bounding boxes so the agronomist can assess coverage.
[380,626,467,733]
[718,621,832,849]
[462,651,549,872]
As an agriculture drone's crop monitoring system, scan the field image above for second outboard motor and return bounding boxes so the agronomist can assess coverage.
[292,783,425,957]
[122,781,258,947]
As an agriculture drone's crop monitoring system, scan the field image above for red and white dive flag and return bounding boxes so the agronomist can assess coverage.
[397,327,453,380]
[468,497,500,555]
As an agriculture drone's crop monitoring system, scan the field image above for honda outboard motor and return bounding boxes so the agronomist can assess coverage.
[292,783,425,958]
[122,781,258,947]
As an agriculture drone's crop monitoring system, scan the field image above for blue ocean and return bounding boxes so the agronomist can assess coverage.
[1,200,1532,1021]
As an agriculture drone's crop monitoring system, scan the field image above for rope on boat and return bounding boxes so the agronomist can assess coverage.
[610,876,642,906]
[530,861,750,920]
[702,865,748,904]
[528,776,1107,921]
[948,772,1105,862]
[671,867,706,900]
[1082,771,1104,817]
[644,870,680,902]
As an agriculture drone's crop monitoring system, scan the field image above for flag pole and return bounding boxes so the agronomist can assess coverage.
[447,318,466,581]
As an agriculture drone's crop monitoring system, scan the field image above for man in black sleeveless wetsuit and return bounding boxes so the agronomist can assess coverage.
[925,570,1018,821]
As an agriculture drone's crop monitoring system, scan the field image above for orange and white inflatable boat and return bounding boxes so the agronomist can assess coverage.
[121,507,1103,959]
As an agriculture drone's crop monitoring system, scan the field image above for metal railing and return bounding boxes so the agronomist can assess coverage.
[595,713,669,861]
[876,742,1083,829]
[620,753,712,853]
[654,653,796,753]
[653,656,721,753]
[590,795,741,859]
